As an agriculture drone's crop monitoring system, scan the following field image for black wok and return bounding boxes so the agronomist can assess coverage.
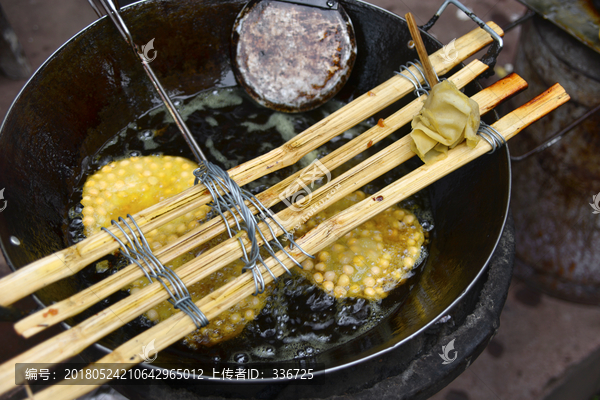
[0,0,510,397]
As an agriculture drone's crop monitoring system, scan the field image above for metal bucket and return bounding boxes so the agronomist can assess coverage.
[510,15,600,304]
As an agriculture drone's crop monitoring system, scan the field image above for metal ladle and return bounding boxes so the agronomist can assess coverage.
[231,0,357,112]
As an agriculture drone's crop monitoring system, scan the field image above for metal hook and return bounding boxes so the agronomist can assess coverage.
[420,0,503,75]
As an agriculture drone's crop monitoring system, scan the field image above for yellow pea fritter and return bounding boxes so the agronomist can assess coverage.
[81,155,200,249]
[81,155,270,347]
[293,191,426,300]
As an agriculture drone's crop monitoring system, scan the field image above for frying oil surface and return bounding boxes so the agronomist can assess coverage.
[69,87,433,363]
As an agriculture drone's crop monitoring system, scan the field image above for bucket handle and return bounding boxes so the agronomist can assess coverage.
[510,102,600,161]
[420,0,503,75]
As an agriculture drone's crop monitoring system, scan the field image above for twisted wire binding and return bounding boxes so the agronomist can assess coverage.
[194,160,312,295]
[102,216,209,329]
[477,121,507,154]
[395,60,434,97]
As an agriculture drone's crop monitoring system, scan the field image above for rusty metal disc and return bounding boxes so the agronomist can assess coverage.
[232,0,357,113]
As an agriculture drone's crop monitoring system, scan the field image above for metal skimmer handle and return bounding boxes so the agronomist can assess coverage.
[89,0,207,163]
[89,0,311,297]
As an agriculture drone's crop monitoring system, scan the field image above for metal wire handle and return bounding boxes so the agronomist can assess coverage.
[420,0,503,74]
[510,102,600,161]
[102,215,209,329]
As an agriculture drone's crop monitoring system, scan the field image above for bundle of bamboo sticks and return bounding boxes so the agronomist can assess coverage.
[0,22,505,307]
[0,22,570,399]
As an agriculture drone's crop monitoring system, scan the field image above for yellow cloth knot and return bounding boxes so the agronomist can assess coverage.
[410,80,480,164]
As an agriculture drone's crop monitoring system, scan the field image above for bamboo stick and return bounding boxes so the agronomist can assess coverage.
[29,83,570,400]
[406,12,439,86]
[0,22,504,307]
[16,60,500,338]
[0,74,527,395]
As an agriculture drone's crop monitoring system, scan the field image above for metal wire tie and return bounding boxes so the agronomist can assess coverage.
[193,160,312,295]
[395,60,432,97]
[477,121,506,154]
[102,215,209,328]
